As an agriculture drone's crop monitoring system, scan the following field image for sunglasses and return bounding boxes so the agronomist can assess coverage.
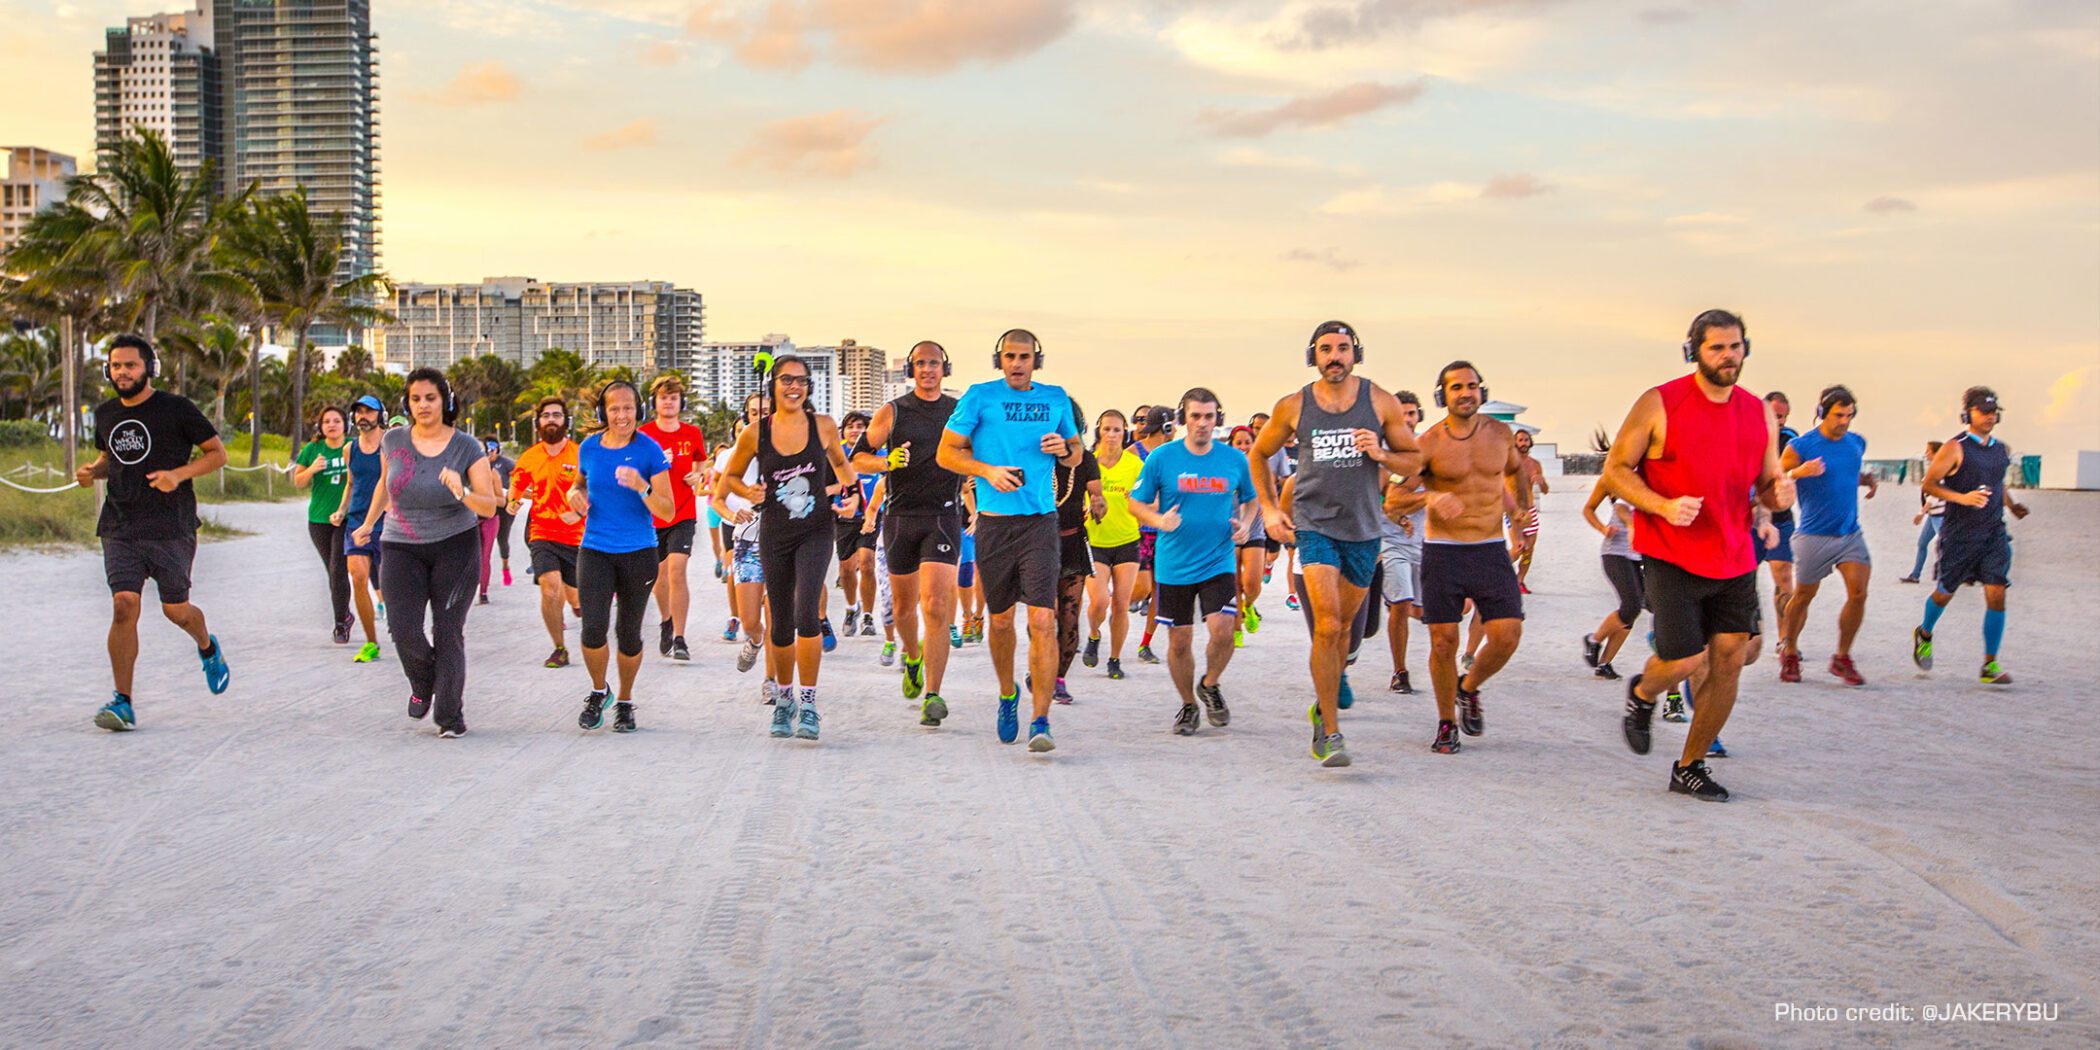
[776,375,812,388]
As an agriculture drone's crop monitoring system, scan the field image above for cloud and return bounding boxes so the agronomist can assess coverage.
[639,39,684,66]
[737,1,815,70]
[1287,0,1546,50]
[1636,7,1693,25]
[584,119,660,151]
[1199,80,1425,138]
[1481,173,1552,199]
[812,0,1076,74]
[431,61,522,105]
[2044,366,2092,425]
[684,2,742,40]
[735,109,883,177]
[1281,247,1360,272]
[1864,195,1918,214]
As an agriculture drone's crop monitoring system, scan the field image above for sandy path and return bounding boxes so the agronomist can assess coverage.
[3,486,2094,1048]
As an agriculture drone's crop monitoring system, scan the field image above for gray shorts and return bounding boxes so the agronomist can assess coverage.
[1793,530,1870,587]
[1381,540,1423,605]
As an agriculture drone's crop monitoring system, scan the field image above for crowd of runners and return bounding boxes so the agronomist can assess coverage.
[72,312,2036,799]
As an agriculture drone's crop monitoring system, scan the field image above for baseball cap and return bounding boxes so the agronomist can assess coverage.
[352,394,384,413]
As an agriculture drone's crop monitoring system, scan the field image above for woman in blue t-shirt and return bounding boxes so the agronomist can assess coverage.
[566,380,675,734]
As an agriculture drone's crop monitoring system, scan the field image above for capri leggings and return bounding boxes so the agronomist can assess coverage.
[763,528,833,648]
[1602,554,1645,630]
[579,547,661,656]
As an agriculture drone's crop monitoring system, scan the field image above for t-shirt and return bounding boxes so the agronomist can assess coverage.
[510,440,585,547]
[1055,449,1101,531]
[1087,448,1144,548]
[1788,427,1867,537]
[717,449,761,544]
[1772,424,1800,525]
[637,420,705,527]
[1130,440,1256,586]
[296,439,350,525]
[378,427,485,545]
[487,454,514,495]
[93,389,218,540]
[1380,479,1425,551]
[945,378,1079,517]
[579,432,672,554]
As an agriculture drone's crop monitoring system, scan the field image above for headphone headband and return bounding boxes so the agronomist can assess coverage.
[991,329,1045,371]
[1305,320,1365,367]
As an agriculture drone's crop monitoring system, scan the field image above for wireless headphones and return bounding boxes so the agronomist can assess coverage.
[1681,309,1752,363]
[596,379,639,427]
[402,370,458,425]
[1815,385,1854,421]
[1093,410,1128,448]
[1961,390,2002,425]
[991,329,1045,370]
[1432,361,1489,409]
[910,340,952,378]
[1305,321,1364,367]
[1176,388,1225,427]
[103,335,158,383]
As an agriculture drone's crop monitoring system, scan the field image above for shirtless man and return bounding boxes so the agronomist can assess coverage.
[1510,429,1548,594]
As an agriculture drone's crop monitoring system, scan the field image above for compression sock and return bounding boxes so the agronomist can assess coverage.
[1982,609,2006,658]
[1920,595,1950,634]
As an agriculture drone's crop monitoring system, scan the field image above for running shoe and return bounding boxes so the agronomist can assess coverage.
[333,616,352,645]
[1460,653,1474,675]
[1661,691,1687,723]
[919,694,948,727]
[94,693,135,732]
[377,601,386,623]
[1054,678,1073,704]
[1912,628,1934,671]
[950,625,964,649]
[1322,732,1352,767]
[1173,704,1200,736]
[1519,582,1532,595]
[1898,574,1919,584]
[1457,685,1483,736]
[477,593,490,606]
[770,695,797,737]
[1594,662,1622,681]
[545,646,570,669]
[1707,738,1728,758]
[1234,623,1245,649]
[1622,673,1655,756]
[671,637,691,662]
[1137,644,1159,665]
[821,618,838,652]
[1582,633,1602,668]
[579,688,610,731]
[613,701,637,734]
[502,565,513,587]
[1285,592,1299,612]
[902,656,925,699]
[1308,704,1328,760]
[1431,720,1460,754]
[1106,658,1125,681]
[1337,672,1356,710]
[660,619,675,656]
[1979,661,2013,685]
[355,641,380,664]
[438,726,467,739]
[1392,669,1414,694]
[795,705,820,740]
[861,613,877,637]
[737,637,761,673]
[997,691,1021,744]
[1082,635,1100,668]
[1027,716,1055,752]
[198,636,230,694]
[408,694,431,720]
[1829,653,1865,687]
[1670,760,1729,802]
[1197,681,1229,726]
[1245,604,1263,633]
[762,680,779,706]
[1779,649,1802,683]
[722,617,740,642]
[880,641,897,667]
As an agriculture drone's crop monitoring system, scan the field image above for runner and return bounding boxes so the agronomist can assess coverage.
[337,394,388,662]
[956,481,983,646]
[1083,409,1142,679]
[1757,390,1800,661]
[293,405,353,642]
[1417,361,1529,754]
[1227,425,1274,648]
[1132,405,1173,663]
[1047,396,1103,705]
[478,436,516,602]
[1777,384,1878,686]
[1580,477,1642,681]
[1900,440,1946,584]
[637,373,706,662]
[710,395,781,697]
[508,396,586,668]
[1913,387,2030,684]
[351,368,501,738]
[1129,388,1256,736]
[1608,309,1795,801]
[833,410,880,639]
[714,354,856,741]
[570,380,676,734]
[1510,429,1548,594]
[1379,391,1428,693]
[78,334,231,730]
[1250,321,1423,767]
[851,340,967,725]
[937,328,1083,752]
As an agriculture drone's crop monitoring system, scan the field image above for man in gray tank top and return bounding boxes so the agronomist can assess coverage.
[1251,320,1423,768]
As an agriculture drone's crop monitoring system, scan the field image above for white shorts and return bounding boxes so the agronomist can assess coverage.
[1381,541,1423,605]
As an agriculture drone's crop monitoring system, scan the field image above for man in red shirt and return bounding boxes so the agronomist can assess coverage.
[1604,309,1794,802]
[639,374,706,661]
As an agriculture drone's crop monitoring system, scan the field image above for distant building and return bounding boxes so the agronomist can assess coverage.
[94,4,223,183]
[1481,399,1562,476]
[377,276,706,374]
[694,335,858,417]
[0,147,76,257]
[834,339,886,415]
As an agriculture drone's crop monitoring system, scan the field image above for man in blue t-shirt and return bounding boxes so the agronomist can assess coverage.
[937,329,1083,752]
[1130,387,1257,736]
[1777,385,1878,687]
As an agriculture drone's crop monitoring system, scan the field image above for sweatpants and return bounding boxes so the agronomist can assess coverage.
[381,528,480,734]
[307,520,351,627]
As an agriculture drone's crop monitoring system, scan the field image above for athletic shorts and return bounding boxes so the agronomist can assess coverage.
[1060,528,1094,577]
[1522,506,1541,537]
[1421,540,1525,625]
[732,539,764,585]
[1754,517,1796,564]
[1138,531,1157,572]
[705,506,722,529]
[103,536,198,604]
[976,513,1061,613]
[343,514,384,559]
[529,539,580,588]
[1296,529,1380,589]
[1093,540,1141,568]
[836,517,877,563]
[1792,530,1869,587]
[655,519,697,560]
[1155,572,1237,627]
[886,513,962,575]
[1381,541,1423,606]
[1645,557,1760,662]
[1936,531,2012,591]
[958,560,976,589]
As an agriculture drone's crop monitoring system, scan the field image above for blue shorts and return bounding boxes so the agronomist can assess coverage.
[705,506,723,529]
[1755,517,1795,564]
[1296,529,1380,589]
[344,514,384,559]
[732,539,763,584]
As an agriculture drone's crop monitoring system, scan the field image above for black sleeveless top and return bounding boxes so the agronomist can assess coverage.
[881,392,962,517]
[1940,432,2011,543]
[757,410,836,540]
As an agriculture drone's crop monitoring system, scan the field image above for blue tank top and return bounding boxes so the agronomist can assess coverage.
[345,434,384,519]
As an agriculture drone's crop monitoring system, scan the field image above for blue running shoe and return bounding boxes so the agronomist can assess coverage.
[770,695,798,738]
[796,705,821,741]
[95,693,135,732]
[721,616,740,642]
[821,618,837,653]
[1708,738,1729,759]
[1027,716,1055,752]
[199,635,230,694]
[997,690,1021,744]
[1337,672,1355,710]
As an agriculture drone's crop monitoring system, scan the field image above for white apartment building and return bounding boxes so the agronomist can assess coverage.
[378,276,706,374]
[0,148,76,257]
[93,4,222,181]
[693,335,854,417]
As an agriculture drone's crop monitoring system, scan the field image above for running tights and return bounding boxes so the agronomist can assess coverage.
[579,547,660,656]
[380,528,479,734]
[763,529,833,647]
[494,508,516,561]
[1602,555,1645,630]
[1055,570,1087,677]
[306,520,350,626]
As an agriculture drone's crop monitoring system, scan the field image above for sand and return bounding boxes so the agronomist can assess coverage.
[2,484,2095,1048]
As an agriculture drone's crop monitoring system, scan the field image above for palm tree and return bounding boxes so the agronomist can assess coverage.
[333,344,374,379]
[1,203,124,464]
[63,129,240,343]
[160,315,248,429]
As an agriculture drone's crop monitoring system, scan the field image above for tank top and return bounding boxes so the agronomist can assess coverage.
[1600,499,1639,560]
[1291,379,1383,543]
[884,392,962,517]
[1939,431,2010,544]
[1632,373,1767,578]
[345,434,384,519]
[757,410,836,541]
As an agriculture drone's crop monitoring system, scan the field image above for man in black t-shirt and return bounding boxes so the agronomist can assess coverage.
[74,334,231,731]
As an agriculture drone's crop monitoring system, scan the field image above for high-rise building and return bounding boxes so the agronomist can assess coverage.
[93,4,223,181]
[834,338,887,415]
[692,335,852,417]
[377,276,705,374]
[1,148,77,257]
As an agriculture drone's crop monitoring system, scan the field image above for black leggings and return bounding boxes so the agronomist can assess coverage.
[493,509,516,561]
[307,520,350,625]
[1602,555,1645,630]
[380,529,480,734]
[762,528,833,647]
[1055,570,1087,677]
[580,547,660,656]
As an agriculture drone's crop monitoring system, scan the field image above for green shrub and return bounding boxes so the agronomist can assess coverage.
[0,420,54,448]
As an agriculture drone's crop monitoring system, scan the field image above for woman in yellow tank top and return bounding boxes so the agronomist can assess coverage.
[1083,411,1145,677]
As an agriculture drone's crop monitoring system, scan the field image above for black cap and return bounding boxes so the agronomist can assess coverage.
[1964,387,2000,414]
[1143,406,1172,433]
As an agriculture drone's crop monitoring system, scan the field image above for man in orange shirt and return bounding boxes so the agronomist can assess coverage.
[638,374,707,661]
[509,395,586,667]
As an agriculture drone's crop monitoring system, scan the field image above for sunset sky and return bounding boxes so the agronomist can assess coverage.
[6,1,2097,482]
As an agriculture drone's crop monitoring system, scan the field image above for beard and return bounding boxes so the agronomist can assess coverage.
[539,422,566,443]
[1696,360,1740,387]
[112,375,147,399]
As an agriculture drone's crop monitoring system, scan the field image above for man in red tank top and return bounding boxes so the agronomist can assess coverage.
[1603,309,1795,802]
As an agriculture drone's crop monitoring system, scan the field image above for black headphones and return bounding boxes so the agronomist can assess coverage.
[1961,391,2002,425]
[596,379,639,427]
[103,335,158,383]
[1815,385,1854,421]
[1176,388,1224,427]
[1305,321,1364,367]
[1681,309,1752,362]
[911,340,952,378]
[1092,410,1128,448]
[1432,362,1489,409]
[403,372,458,425]
[991,329,1045,370]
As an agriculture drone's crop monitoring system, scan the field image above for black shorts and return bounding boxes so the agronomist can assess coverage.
[655,519,696,559]
[835,517,879,562]
[1645,557,1760,661]
[529,539,580,588]
[1421,541,1525,625]
[1155,573,1237,627]
[1138,531,1157,572]
[976,513,1061,613]
[1935,531,2013,591]
[1059,528,1093,577]
[1093,540,1141,567]
[886,513,962,575]
[103,536,198,604]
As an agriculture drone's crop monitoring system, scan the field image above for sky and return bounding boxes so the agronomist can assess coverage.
[5,0,2098,483]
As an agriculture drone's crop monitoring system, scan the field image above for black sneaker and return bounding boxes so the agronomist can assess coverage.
[670,637,691,662]
[612,701,637,733]
[1431,719,1461,754]
[1670,759,1730,801]
[1390,670,1413,693]
[659,619,675,656]
[1197,681,1229,727]
[1457,685,1484,737]
[477,593,490,606]
[333,615,352,645]
[1623,673,1655,755]
[1106,658,1125,680]
[1137,645,1160,665]
[1172,703,1199,736]
[1594,662,1621,681]
[1083,635,1100,668]
[579,688,610,731]
[1582,633,1602,668]
[408,694,431,720]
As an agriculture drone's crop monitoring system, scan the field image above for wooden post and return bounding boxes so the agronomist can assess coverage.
[59,316,78,476]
